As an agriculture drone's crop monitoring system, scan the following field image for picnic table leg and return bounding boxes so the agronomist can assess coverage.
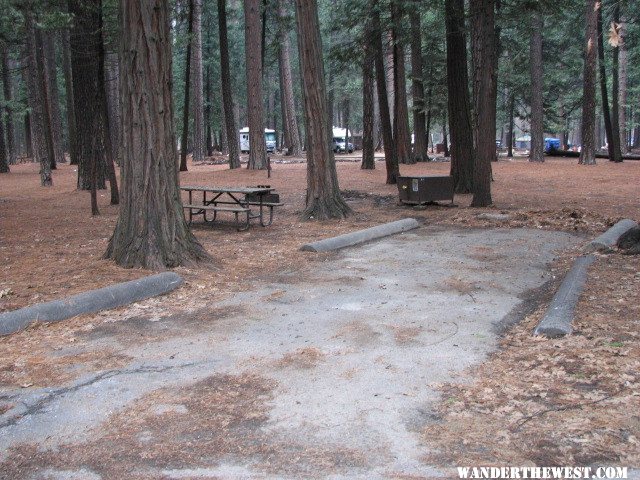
[202,192,213,222]
[235,210,250,231]
[260,206,275,227]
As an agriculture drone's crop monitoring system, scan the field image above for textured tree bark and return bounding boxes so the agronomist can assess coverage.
[425,69,433,153]
[191,0,205,163]
[385,33,395,128]
[218,0,240,168]
[507,92,515,157]
[579,0,598,165]
[470,0,495,207]
[220,114,228,154]
[105,52,121,166]
[97,11,119,206]
[179,0,193,172]
[204,64,213,156]
[244,0,267,169]
[266,73,275,129]
[442,119,450,157]
[25,112,33,160]
[361,22,375,170]
[596,3,621,163]
[294,0,351,220]
[24,11,52,186]
[410,11,428,162]
[373,78,381,150]
[618,12,628,152]
[343,97,350,156]
[1,46,15,166]
[529,9,544,163]
[445,0,473,193]
[61,29,79,165]
[42,33,65,166]
[277,0,301,156]
[373,0,398,184]
[69,0,107,190]
[391,1,413,165]
[37,30,58,173]
[0,93,7,171]
[105,0,208,269]
[611,4,623,161]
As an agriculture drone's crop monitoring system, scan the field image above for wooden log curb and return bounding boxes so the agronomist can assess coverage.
[0,272,183,336]
[300,218,420,253]
[535,218,637,338]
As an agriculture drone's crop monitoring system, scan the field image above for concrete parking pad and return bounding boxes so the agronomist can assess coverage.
[0,227,579,479]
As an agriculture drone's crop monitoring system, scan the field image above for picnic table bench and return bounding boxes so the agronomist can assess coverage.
[180,185,283,231]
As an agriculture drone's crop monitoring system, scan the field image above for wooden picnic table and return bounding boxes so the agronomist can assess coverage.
[180,185,282,231]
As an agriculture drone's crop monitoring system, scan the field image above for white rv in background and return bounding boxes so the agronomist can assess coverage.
[239,127,277,153]
[332,126,353,153]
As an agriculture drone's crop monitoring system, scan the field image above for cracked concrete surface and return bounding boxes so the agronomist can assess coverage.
[0,227,580,479]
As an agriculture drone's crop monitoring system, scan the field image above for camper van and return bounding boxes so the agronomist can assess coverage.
[332,127,353,153]
[239,127,277,154]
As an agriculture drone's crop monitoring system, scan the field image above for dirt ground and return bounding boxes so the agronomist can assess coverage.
[0,153,639,477]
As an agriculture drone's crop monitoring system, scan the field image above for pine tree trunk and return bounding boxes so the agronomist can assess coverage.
[410,11,428,162]
[105,0,208,269]
[445,0,473,193]
[618,12,628,152]
[218,0,241,168]
[204,64,213,156]
[0,112,6,172]
[529,9,544,163]
[37,29,57,173]
[361,21,375,170]
[191,0,205,163]
[0,80,7,171]
[611,3,623,162]
[373,0,398,184]
[204,4,213,157]
[277,0,301,156]
[597,3,621,163]
[244,0,267,169]
[69,0,107,190]
[105,52,121,166]
[1,46,16,166]
[42,33,65,166]
[385,33,395,128]
[180,0,193,172]
[579,0,598,165]
[391,1,413,165]
[425,70,433,154]
[24,11,52,186]
[25,112,33,160]
[97,11,119,206]
[294,0,351,220]
[507,92,515,157]
[373,78,381,150]
[470,0,495,207]
[344,97,351,156]
[442,119,450,157]
[62,29,79,165]
[266,74,275,129]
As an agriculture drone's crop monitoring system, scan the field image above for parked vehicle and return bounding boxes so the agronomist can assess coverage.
[332,127,353,153]
[544,137,561,153]
[239,127,277,153]
[333,138,354,153]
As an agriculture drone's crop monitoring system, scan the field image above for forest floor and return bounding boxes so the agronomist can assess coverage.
[0,153,639,478]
